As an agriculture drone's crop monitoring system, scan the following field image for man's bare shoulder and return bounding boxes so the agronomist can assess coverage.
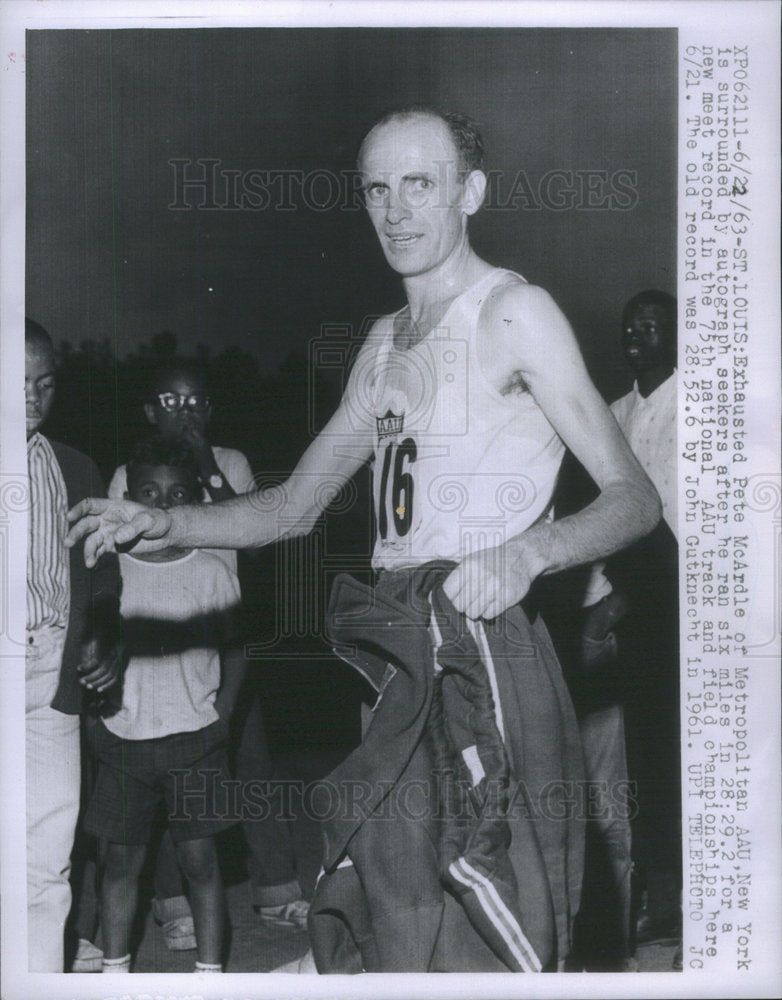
[481,277,560,330]
[479,279,574,375]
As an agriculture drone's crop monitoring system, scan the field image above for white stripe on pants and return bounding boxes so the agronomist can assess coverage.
[26,627,80,972]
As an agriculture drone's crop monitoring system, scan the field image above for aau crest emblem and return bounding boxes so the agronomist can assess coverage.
[376,409,404,439]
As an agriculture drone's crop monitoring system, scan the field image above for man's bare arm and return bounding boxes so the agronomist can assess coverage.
[173,415,374,550]
[68,404,373,566]
[72,391,382,573]
[68,322,385,567]
[445,282,661,619]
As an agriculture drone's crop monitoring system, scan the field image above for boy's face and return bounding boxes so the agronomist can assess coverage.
[621,301,674,374]
[126,463,200,510]
[144,370,211,441]
[25,339,57,439]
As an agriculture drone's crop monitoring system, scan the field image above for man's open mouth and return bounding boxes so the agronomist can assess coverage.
[388,233,421,246]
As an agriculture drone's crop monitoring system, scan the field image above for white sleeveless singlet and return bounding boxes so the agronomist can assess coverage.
[368,269,565,571]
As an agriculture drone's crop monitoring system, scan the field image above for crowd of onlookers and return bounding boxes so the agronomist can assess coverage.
[25,285,680,974]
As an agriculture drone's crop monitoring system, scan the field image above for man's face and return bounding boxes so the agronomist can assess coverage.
[145,369,211,440]
[126,463,200,510]
[25,340,56,439]
[360,115,476,278]
[621,301,674,374]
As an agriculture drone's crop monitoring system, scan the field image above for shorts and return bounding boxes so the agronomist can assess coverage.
[84,716,238,844]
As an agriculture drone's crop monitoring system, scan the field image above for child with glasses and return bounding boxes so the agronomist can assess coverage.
[73,360,257,959]
[102,360,311,953]
[84,434,245,973]
[109,359,254,513]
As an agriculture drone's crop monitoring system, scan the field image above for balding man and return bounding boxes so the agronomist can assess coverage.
[68,108,660,972]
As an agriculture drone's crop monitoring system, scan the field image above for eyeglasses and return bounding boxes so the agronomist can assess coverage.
[156,392,211,413]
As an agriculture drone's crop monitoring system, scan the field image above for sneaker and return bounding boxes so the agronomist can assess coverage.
[256,898,310,929]
[158,915,197,951]
[71,937,103,973]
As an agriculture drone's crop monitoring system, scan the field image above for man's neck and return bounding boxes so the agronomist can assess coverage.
[636,364,674,399]
[402,243,488,321]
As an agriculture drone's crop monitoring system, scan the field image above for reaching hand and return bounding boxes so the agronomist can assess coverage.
[178,423,217,475]
[78,635,124,693]
[66,497,173,568]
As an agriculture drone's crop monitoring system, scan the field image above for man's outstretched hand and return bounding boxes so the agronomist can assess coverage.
[66,498,172,567]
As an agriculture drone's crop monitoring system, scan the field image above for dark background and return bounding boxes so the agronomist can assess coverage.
[26,27,677,750]
[27,28,676,389]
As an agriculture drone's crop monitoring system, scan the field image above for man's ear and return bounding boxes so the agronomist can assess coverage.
[462,170,487,216]
[143,402,158,426]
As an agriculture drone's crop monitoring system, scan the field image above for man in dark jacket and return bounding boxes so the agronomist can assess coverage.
[25,318,122,972]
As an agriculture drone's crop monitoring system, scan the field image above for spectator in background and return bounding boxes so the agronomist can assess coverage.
[108,358,254,511]
[580,290,680,968]
[25,318,122,972]
[84,435,245,972]
[107,361,310,950]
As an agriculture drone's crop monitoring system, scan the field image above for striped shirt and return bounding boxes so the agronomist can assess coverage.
[27,433,70,631]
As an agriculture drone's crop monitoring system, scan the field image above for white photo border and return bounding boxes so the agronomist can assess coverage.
[1,2,779,999]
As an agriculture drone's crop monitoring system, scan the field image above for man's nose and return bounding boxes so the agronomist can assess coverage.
[385,188,411,225]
